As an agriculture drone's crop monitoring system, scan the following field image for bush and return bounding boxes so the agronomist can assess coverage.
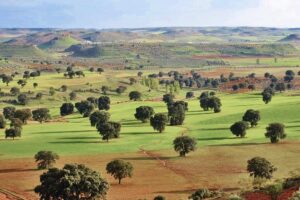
[189,188,212,200]
[0,114,6,128]
[264,183,283,200]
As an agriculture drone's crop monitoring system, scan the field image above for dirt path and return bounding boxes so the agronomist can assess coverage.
[0,188,27,200]
[139,147,199,189]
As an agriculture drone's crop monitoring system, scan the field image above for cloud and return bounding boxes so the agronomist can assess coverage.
[0,0,300,28]
[230,0,300,27]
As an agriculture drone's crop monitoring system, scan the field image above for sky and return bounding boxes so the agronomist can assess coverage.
[0,0,300,28]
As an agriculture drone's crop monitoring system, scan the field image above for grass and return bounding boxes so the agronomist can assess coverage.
[0,89,299,159]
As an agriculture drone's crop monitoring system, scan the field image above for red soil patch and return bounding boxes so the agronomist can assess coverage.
[1,143,300,200]
[244,192,271,200]
[277,187,299,200]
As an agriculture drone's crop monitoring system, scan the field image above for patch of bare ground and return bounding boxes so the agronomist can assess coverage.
[0,142,300,199]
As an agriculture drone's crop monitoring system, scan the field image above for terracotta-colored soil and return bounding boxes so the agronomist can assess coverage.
[1,142,300,200]
[244,192,271,200]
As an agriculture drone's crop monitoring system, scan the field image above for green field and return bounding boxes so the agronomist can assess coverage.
[1,75,299,159]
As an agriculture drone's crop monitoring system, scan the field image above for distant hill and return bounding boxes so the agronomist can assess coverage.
[0,44,48,58]
[65,44,102,57]
[39,35,80,49]
[279,34,300,42]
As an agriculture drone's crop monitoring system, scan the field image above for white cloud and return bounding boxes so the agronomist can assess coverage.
[230,0,300,27]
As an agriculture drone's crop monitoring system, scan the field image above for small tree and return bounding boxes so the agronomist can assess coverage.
[0,114,6,129]
[97,121,121,142]
[243,109,261,127]
[34,164,109,200]
[230,121,249,138]
[134,106,154,123]
[150,113,168,133]
[14,109,32,124]
[3,106,16,120]
[154,195,166,200]
[10,87,20,96]
[173,136,197,157]
[69,91,77,100]
[89,111,110,126]
[33,82,38,88]
[186,91,194,99]
[60,103,74,116]
[265,123,286,143]
[247,157,276,179]
[98,96,110,110]
[129,91,142,101]
[75,101,94,117]
[101,86,109,95]
[17,93,28,105]
[5,127,21,139]
[106,159,133,184]
[189,188,212,200]
[34,151,59,170]
[32,108,51,123]
[168,102,186,126]
[162,93,174,104]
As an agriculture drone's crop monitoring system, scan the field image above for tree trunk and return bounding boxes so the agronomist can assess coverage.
[119,178,121,184]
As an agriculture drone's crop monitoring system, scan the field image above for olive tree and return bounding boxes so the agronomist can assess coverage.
[32,108,51,123]
[242,109,261,127]
[98,96,110,111]
[230,121,249,138]
[129,91,142,101]
[134,106,154,123]
[173,136,197,157]
[34,164,109,200]
[89,111,110,126]
[247,157,276,179]
[265,123,286,143]
[60,103,74,116]
[106,159,133,184]
[34,151,59,169]
[150,113,168,133]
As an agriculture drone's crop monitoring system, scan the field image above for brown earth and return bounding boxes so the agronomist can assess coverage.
[0,142,300,200]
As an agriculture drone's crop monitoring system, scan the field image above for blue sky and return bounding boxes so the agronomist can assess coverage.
[1,0,300,28]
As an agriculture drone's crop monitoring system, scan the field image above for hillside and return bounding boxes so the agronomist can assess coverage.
[280,34,300,42]
[66,44,102,57]
[0,44,48,58]
[38,35,80,49]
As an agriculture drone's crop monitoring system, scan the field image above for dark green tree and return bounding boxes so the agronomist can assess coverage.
[106,159,133,184]
[265,123,286,143]
[129,91,142,101]
[34,151,59,170]
[150,113,168,133]
[173,136,197,157]
[98,96,110,110]
[32,108,51,123]
[0,114,6,129]
[5,127,21,139]
[34,164,109,200]
[97,121,121,142]
[243,109,261,127]
[17,93,28,105]
[247,157,276,179]
[230,121,249,138]
[14,109,32,124]
[60,103,74,116]
[3,106,16,120]
[89,111,110,127]
[75,101,94,117]
[134,106,155,123]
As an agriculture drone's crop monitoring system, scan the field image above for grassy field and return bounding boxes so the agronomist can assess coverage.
[0,70,300,159]
[1,65,300,199]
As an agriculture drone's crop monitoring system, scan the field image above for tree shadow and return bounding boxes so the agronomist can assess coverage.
[198,127,229,131]
[32,130,95,134]
[49,141,103,144]
[0,168,37,174]
[124,131,158,135]
[57,136,100,140]
[209,142,269,147]
[197,137,238,141]
[122,121,142,126]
